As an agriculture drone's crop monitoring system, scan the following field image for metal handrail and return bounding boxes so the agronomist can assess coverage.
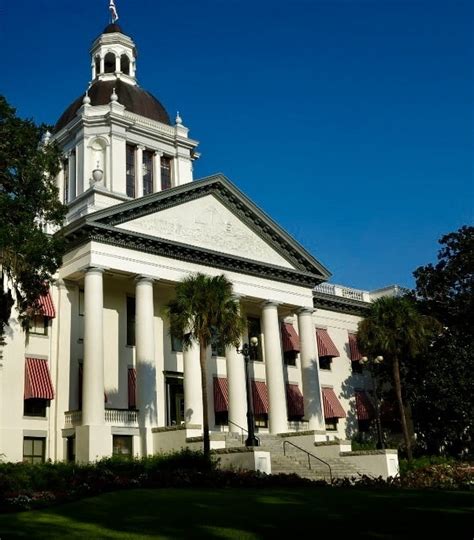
[283,440,333,482]
[227,420,260,445]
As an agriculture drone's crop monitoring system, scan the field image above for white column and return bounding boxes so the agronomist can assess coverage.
[153,151,162,192]
[135,276,157,455]
[115,55,121,73]
[298,308,325,431]
[261,301,287,434]
[136,145,144,198]
[183,341,203,427]
[173,156,179,186]
[82,267,105,426]
[91,62,96,80]
[100,55,105,74]
[226,345,247,432]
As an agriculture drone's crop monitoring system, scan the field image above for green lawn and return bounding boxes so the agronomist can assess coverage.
[0,487,472,539]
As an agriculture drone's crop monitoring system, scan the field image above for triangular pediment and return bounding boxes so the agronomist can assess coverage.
[116,193,295,269]
[64,174,331,286]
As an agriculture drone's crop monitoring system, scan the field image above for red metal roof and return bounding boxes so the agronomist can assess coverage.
[213,377,229,413]
[322,387,346,419]
[252,380,269,414]
[348,333,363,361]
[355,390,374,420]
[281,323,300,353]
[128,368,137,409]
[24,358,54,400]
[316,329,340,357]
[286,384,304,417]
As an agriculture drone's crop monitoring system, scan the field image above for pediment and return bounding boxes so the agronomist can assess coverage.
[116,194,295,269]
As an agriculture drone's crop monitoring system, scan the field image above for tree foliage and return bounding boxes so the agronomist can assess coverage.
[410,226,474,456]
[357,296,440,460]
[0,95,66,346]
[166,273,245,456]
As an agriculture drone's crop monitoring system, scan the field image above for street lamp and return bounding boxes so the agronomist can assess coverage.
[237,336,260,447]
[360,355,385,450]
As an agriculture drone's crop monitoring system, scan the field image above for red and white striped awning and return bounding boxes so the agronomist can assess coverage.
[322,387,346,419]
[281,323,300,353]
[286,384,304,417]
[316,329,340,357]
[355,390,374,420]
[213,377,229,413]
[35,289,56,318]
[348,333,363,361]
[128,368,137,409]
[252,380,269,414]
[24,358,54,400]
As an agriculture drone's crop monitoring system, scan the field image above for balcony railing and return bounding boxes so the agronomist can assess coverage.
[64,409,139,428]
[314,283,369,302]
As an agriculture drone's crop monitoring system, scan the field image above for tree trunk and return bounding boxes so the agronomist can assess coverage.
[199,339,210,459]
[393,356,412,461]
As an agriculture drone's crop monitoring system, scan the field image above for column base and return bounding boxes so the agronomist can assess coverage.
[138,427,155,457]
[76,424,112,463]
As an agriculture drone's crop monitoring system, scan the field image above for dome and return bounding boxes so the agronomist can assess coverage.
[103,23,123,34]
[54,79,171,132]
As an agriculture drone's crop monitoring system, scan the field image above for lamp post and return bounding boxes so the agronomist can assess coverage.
[238,337,260,447]
[360,355,385,450]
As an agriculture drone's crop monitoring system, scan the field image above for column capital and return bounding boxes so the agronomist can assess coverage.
[261,300,280,309]
[83,266,106,275]
[137,144,146,151]
[154,150,164,157]
[297,306,315,316]
[135,274,156,284]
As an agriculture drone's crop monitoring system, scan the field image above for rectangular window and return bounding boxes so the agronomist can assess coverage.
[24,398,48,417]
[28,316,47,336]
[78,289,84,316]
[255,414,268,428]
[143,150,154,195]
[211,339,226,358]
[23,437,46,464]
[215,411,228,426]
[113,435,133,458]
[247,318,262,361]
[171,335,183,353]
[161,156,172,190]
[319,356,332,370]
[63,158,69,203]
[126,297,136,346]
[66,436,76,462]
[284,351,297,366]
[325,419,338,431]
[126,144,136,198]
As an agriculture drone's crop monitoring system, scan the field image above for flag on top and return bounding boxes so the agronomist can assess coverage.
[109,0,119,23]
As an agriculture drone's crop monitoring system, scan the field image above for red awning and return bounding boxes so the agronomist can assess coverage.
[316,329,339,357]
[213,377,229,413]
[128,368,137,409]
[286,384,304,417]
[252,380,269,414]
[35,289,56,318]
[24,358,54,400]
[355,390,374,420]
[348,333,363,361]
[322,387,346,419]
[281,323,300,353]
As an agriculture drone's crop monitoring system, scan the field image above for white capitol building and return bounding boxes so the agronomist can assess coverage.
[1,19,399,478]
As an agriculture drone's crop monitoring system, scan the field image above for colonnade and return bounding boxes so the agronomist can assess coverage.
[77,268,325,459]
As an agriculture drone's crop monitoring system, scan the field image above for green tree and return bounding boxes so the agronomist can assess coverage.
[411,226,474,456]
[357,296,440,461]
[165,273,245,457]
[0,95,66,351]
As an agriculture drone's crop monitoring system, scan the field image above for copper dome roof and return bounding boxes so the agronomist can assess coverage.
[54,79,171,132]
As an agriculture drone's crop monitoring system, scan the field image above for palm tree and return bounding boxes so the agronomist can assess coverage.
[357,296,439,461]
[165,273,245,458]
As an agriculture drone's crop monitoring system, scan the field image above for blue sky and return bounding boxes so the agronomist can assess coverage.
[1,0,472,290]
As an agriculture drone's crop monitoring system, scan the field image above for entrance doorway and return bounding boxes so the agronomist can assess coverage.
[166,375,184,426]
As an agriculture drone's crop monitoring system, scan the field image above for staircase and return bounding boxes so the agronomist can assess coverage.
[221,432,369,481]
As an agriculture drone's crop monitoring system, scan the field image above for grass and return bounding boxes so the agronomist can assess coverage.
[0,487,472,539]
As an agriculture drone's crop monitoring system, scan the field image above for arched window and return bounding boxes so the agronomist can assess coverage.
[121,54,130,75]
[94,55,100,76]
[104,52,116,73]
